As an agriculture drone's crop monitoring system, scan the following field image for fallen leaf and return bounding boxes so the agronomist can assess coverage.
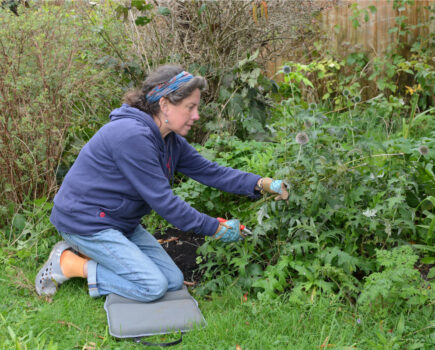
[157,237,179,244]
[82,342,96,350]
[320,336,336,348]
[57,320,82,331]
[320,336,329,348]
[241,292,248,303]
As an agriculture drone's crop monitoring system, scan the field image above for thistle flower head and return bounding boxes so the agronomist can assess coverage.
[308,102,317,111]
[282,65,291,74]
[342,89,350,98]
[295,132,309,145]
[419,145,429,155]
[352,95,361,103]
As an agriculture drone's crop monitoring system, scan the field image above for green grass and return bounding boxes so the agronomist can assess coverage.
[0,261,433,350]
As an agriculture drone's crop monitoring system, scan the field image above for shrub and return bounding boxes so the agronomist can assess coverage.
[196,95,434,304]
[0,3,124,226]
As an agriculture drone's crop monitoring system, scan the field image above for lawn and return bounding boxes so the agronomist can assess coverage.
[0,260,433,349]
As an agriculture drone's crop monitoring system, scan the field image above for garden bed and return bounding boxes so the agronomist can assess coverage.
[154,228,206,284]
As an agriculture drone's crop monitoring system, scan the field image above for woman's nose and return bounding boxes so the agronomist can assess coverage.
[192,108,200,120]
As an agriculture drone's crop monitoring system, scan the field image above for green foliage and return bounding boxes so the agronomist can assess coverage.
[211,51,276,140]
[0,0,433,332]
[358,246,434,316]
[175,133,273,220]
[196,77,434,307]
[0,3,124,226]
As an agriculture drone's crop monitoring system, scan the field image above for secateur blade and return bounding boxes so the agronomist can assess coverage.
[240,225,253,235]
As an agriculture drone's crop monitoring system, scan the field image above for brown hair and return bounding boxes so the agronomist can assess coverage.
[123,64,207,116]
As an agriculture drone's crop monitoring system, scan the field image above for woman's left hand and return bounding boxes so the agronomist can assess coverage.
[257,177,289,201]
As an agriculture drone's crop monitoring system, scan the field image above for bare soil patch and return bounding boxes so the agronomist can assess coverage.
[154,228,206,284]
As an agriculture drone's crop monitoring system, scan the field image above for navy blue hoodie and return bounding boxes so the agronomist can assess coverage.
[50,104,261,236]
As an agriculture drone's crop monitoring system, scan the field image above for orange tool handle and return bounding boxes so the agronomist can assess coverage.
[217,217,246,231]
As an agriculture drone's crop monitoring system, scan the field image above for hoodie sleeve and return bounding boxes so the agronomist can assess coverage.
[110,127,219,236]
[175,136,261,197]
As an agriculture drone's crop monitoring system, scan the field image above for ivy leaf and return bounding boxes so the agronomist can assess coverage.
[131,0,152,11]
[135,16,152,26]
[157,7,171,16]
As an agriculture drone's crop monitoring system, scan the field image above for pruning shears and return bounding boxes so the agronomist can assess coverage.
[217,217,253,235]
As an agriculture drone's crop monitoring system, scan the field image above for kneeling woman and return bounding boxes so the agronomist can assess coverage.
[35,65,288,301]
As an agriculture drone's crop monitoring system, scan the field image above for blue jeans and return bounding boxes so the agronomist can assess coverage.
[59,225,184,302]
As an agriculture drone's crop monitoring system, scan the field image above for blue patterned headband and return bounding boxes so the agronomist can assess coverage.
[146,71,194,103]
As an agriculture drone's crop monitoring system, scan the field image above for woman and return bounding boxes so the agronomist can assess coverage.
[35,65,288,302]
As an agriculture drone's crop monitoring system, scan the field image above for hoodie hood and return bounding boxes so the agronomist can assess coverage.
[109,104,165,151]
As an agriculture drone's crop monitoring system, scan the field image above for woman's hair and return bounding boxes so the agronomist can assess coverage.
[123,64,207,116]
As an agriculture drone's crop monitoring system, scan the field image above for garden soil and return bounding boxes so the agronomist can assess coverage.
[154,228,205,284]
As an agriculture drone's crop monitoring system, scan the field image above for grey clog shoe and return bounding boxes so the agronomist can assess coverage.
[35,241,71,296]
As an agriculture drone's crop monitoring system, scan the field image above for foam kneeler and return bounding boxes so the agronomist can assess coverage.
[104,285,206,346]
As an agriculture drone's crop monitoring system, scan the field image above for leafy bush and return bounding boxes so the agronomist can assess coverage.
[196,92,434,305]
[0,3,124,226]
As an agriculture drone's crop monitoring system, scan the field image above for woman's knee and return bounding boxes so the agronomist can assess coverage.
[138,275,168,301]
[168,269,184,291]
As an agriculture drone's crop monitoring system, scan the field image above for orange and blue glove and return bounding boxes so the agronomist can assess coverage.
[213,219,244,243]
[257,177,289,200]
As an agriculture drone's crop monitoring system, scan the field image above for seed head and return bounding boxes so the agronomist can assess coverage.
[352,95,361,103]
[283,65,291,74]
[295,132,309,145]
[418,145,429,155]
[308,102,317,111]
[342,89,350,98]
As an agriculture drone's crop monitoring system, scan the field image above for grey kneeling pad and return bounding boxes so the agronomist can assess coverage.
[104,285,207,339]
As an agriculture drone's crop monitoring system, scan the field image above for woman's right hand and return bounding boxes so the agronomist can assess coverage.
[213,219,243,243]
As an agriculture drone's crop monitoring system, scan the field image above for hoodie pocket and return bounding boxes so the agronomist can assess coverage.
[99,198,147,220]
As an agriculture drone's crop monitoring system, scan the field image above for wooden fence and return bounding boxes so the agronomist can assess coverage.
[323,0,435,55]
[266,0,434,78]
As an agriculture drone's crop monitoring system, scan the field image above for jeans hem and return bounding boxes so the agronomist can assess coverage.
[86,260,100,298]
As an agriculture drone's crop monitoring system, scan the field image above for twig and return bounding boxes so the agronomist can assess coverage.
[343,153,405,166]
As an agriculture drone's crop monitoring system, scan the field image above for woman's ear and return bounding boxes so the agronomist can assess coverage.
[159,97,168,114]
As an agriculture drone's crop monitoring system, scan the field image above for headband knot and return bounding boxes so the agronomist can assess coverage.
[146,71,194,102]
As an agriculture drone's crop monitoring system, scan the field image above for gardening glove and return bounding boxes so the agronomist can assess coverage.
[213,219,244,243]
[257,177,289,201]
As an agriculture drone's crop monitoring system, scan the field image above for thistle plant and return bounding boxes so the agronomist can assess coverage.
[295,132,309,163]
[342,89,361,146]
[418,145,429,156]
[417,145,429,161]
[282,64,295,105]
[283,65,291,74]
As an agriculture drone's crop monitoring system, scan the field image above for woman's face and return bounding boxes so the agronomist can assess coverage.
[162,88,201,137]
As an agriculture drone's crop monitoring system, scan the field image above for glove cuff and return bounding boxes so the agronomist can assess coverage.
[258,177,282,194]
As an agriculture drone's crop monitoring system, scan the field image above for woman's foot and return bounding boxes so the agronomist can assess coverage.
[35,241,72,296]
